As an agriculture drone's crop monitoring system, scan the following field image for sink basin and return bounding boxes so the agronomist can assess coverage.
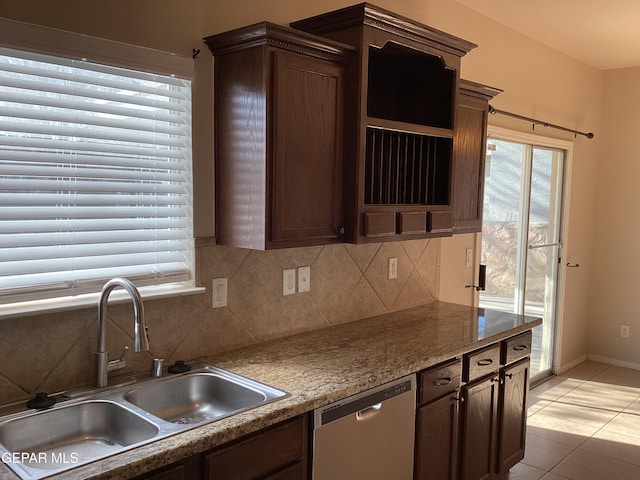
[0,400,158,478]
[123,370,284,425]
[0,365,287,480]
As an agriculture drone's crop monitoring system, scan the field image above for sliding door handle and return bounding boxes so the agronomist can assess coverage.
[528,242,561,250]
[466,264,486,292]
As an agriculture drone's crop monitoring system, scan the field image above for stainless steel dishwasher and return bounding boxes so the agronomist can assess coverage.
[312,374,416,480]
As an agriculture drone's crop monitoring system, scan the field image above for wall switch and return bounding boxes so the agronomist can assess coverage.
[465,248,473,268]
[283,268,296,296]
[211,278,227,308]
[298,266,311,293]
[621,325,630,338]
[388,257,398,280]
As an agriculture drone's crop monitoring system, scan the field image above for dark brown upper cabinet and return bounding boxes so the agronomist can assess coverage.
[452,80,502,235]
[204,23,355,249]
[292,3,477,243]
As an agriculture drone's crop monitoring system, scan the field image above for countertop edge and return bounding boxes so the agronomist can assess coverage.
[0,302,541,480]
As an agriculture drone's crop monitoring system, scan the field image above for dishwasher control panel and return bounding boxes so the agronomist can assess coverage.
[314,374,416,426]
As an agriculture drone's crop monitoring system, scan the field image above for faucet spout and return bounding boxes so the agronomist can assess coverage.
[95,278,149,388]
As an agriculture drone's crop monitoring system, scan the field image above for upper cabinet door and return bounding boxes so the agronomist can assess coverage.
[205,23,354,250]
[271,50,345,246]
[452,80,502,234]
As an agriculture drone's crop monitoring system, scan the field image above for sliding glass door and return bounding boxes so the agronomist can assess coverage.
[479,136,565,381]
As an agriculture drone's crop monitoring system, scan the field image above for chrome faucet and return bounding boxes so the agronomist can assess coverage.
[95,278,149,388]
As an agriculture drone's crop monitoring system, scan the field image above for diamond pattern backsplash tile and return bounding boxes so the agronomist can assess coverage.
[0,238,441,405]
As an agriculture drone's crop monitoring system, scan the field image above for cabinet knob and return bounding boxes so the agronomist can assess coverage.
[338,226,345,235]
[477,358,493,366]
[513,345,528,352]
[505,373,514,380]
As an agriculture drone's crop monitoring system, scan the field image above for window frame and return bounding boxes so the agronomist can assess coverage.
[0,17,204,318]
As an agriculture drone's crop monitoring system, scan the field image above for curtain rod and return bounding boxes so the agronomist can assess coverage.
[488,105,594,139]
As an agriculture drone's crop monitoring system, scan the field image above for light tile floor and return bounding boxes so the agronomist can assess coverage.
[510,360,640,480]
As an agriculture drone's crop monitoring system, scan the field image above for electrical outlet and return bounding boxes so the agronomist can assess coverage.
[388,257,398,280]
[211,278,227,308]
[621,325,630,338]
[298,266,311,293]
[283,269,296,296]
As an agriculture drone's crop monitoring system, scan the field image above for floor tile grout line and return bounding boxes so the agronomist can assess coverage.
[532,398,637,418]
[520,362,640,479]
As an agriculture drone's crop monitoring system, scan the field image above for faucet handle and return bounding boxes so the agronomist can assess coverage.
[117,346,129,362]
[107,346,128,373]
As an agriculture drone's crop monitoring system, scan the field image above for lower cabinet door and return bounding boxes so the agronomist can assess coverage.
[459,374,500,480]
[496,358,530,474]
[415,393,459,480]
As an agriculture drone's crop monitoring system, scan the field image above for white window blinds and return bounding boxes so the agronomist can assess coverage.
[0,47,193,304]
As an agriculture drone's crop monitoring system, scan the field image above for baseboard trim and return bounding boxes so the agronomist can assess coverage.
[556,354,587,374]
[587,354,640,371]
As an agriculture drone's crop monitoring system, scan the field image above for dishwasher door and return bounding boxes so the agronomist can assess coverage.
[312,374,416,480]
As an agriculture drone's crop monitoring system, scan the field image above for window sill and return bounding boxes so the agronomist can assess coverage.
[0,284,206,320]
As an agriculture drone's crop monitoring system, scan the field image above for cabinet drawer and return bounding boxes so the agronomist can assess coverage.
[364,212,396,237]
[419,358,461,405]
[502,331,532,365]
[398,212,426,234]
[463,343,501,382]
[427,210,453,233]
[133,456,201,480]
[205,416,306,480]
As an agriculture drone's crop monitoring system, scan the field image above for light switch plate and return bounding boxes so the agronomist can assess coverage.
[211,278,227,308]
[298,266,310,292]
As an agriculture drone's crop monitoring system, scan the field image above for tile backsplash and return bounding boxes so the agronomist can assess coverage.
[0,238,440,405]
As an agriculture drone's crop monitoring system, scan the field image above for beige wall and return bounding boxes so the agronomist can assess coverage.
[588,67,640,366]
[0,0,607,403]
[417,1,603,371]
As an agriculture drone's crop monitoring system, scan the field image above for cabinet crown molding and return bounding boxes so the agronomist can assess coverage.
[291,3,477,57]
[204,22,356,62]
[459,79,503,101]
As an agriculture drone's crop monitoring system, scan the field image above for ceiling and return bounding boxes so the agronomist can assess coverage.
[455,0,640,71]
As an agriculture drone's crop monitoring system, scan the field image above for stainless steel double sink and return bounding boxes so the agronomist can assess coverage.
[0,365,287,480]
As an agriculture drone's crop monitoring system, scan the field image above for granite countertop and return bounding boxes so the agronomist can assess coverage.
[0,301,541,480]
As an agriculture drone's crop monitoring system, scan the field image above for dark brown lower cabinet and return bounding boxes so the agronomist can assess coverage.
[205,416,307,480]
[459,374,500,480]
[415,392,460,480]
[458,345,530,480]
[131,416,307,480]
[496,358,529,475]
[133,456,201,480]
[417,333,531,480]
[415,357,462,480]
